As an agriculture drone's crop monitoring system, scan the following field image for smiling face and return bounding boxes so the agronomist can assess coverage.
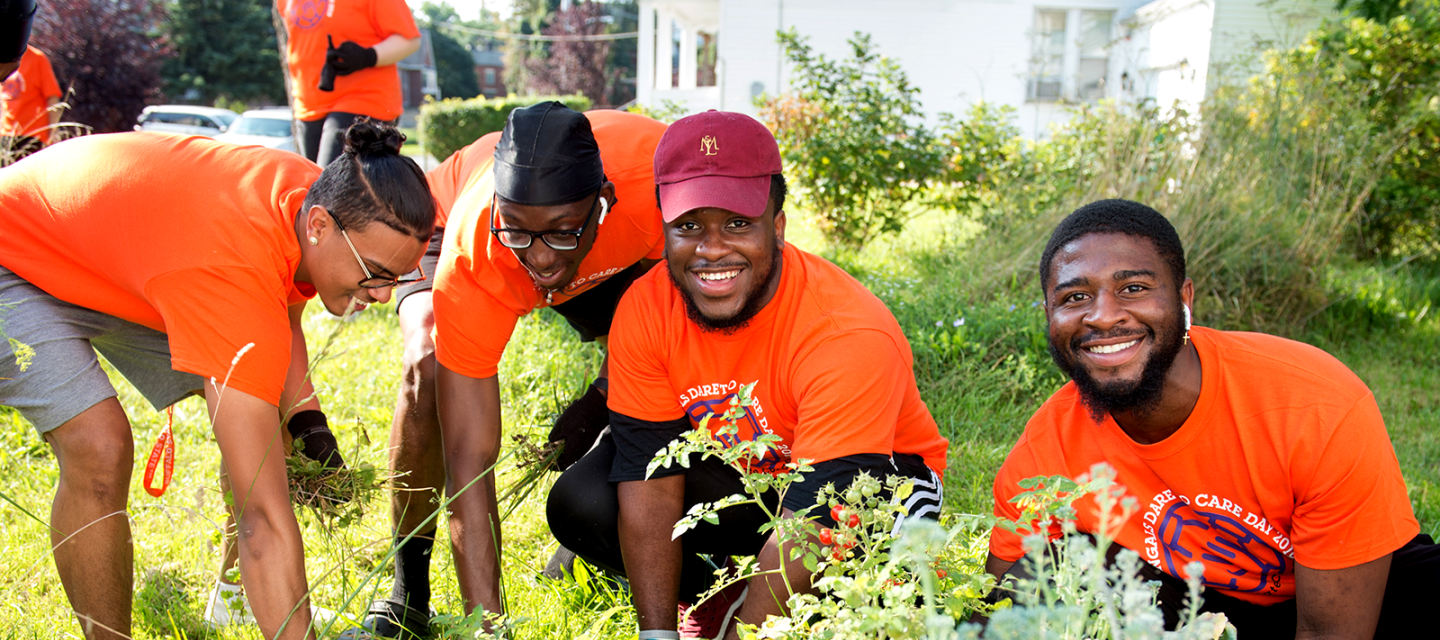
[664,200,786,332]
[1044,232,1194,421]
[296,205,427,315]
[492,183,613,292]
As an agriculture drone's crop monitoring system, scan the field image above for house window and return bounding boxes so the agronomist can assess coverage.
[1028,9,1114,103]
[697,31,718,87]
[484,68,496,86]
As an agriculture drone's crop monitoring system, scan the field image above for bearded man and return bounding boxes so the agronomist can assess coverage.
[985,199,1439,638]
[546,110,949,640]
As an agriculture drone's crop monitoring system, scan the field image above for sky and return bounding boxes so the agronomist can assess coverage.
[405,0,512,22]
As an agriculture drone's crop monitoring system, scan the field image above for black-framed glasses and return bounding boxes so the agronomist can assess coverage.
[328,210,427,289]
[488,190,600,251]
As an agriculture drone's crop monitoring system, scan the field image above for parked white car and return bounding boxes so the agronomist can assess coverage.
[214,108,297,153]
[134,105,239,137]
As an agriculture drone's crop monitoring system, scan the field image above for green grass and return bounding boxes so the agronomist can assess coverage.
[2,208,1437,638]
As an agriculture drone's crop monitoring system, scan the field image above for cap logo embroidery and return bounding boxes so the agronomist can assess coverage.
[700,135,720,156]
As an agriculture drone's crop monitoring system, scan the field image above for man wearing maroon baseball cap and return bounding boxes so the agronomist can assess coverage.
[546,110,948,639]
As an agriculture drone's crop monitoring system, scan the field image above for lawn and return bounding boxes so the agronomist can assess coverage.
[1,207,1437,639]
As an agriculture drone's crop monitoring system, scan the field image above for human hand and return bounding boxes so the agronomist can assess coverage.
[547,382,609,471]
[326,39,378,76]
[287,409,345,469]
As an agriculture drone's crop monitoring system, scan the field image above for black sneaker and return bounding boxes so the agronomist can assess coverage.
[337,599,432,640]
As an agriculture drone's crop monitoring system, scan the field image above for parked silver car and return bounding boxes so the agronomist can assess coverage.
[214,108,297,153]
[134,105,239,137]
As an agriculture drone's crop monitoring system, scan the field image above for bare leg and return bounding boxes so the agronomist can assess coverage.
[391,292,446,538]
[45,397,135,640]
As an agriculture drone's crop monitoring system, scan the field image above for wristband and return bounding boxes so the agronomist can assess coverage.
[637,631,680,640]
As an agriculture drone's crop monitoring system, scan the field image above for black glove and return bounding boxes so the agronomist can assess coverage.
[547,382,609,471]
[326,38,378,76]
[288,409,345,469]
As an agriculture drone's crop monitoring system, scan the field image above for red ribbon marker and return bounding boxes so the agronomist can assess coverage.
[143,406,176,497]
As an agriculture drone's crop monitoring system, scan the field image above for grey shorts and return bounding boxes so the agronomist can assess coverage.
[0,267,204,435]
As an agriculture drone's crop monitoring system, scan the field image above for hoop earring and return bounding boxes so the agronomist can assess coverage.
[598,197,610,225]
[1183,304,1192,344]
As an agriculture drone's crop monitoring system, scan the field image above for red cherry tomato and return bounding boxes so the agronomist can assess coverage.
[847,513,861,528]
[819,527,834,546]
[936,568,948,579]
[831,505,846,523]
[831,549,845,562]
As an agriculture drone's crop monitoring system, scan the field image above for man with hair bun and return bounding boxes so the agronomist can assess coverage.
[0,123,434,640]
[346,102,668,638]
[984,198,1440,636]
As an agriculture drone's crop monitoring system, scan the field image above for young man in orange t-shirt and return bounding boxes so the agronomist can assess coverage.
[276,0,420,166]
[984,199,1439,636]
[0,125,434,639]
[344,104,668,638]
[548,111,950,640]
[0,44,60,159]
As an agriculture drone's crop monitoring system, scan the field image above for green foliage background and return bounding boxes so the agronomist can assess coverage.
[162,0,285,105]
[418,93,591,161]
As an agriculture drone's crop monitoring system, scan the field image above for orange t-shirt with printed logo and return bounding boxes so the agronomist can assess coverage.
[0,132,322,406]
[608,243,949,476]
[431,110,667,379]
[277,0,420,121]
[1,46,62,143]
[989,326,1417,605]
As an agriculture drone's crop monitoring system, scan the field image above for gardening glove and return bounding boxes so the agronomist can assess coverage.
[288,409,346,470]
[327,38,378,76]
[547,381,609,471]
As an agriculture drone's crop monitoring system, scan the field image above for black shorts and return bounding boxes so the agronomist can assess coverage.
[394,226,444,310]
[549,262,650,342]
[606,410,943,528]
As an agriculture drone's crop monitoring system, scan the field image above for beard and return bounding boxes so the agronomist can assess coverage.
[669,241,784,334]
[1048,302,1187,424]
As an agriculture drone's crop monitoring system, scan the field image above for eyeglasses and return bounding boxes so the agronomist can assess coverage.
[328,210,426,289]
[488,191,600,251]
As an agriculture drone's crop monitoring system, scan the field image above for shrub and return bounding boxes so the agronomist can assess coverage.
[29,0,171,133]
[1271,2,1440,256]
[418,93,592,161]
[759,30,943,249]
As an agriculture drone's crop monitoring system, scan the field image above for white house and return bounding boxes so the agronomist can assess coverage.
[635,0,1331,138]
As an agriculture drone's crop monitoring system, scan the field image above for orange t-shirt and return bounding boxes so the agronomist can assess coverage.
[0,132,322,406]
[608,243,949,476]
[1,46,62,143]
[431,110,667,379]
[278,0,420,122]
[989,326,1417,605]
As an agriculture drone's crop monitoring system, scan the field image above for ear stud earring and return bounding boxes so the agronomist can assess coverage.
[309,236,318,245]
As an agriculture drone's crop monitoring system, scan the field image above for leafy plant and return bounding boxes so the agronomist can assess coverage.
[760,30,944,249]
[419,93,592,161]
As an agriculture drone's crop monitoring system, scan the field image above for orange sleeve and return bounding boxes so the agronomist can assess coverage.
[37,54,60,100]
[146,268,292,406]
[644,236,664,261]
[1289,393,1419,570]
[431,260,521,379]
[426,150,468,228]
[787,329,906,464]
[607,282,685,422]
[371,0,421,39]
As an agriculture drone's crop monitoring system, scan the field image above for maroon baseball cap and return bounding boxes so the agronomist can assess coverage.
[653,110,783,222]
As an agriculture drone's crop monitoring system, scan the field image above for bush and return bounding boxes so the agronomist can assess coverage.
[1271,2,1440,256]
[760,30,943,249]
[419,94,592,161]
[30,0,171,133]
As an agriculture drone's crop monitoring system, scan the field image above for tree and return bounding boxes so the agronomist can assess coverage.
[162,0,284,105]
[30,0,171,133]
[421,2,481,101]
[523,1,614,106]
